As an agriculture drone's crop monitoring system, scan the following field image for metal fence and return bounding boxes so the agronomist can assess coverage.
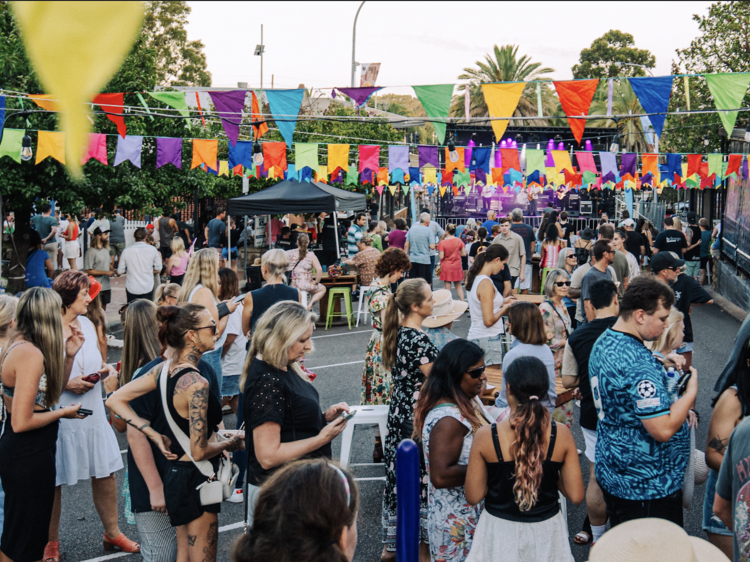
[433,215,603,234]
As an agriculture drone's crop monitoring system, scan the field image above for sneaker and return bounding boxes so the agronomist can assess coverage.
[226,488,244,503]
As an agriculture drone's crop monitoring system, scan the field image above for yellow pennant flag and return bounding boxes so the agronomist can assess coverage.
[551,151,574,174]
[13,1,144,179]
[317,165,328,181]
[438,185,447,197]
[35,130,65,165]
[422,167,437,184]
[218,161,229,177]
[327,144,349,172]
[481,82,527,142]
[388,184,397,196]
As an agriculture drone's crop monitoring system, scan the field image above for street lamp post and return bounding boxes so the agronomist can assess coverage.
[350,1,365,87]
[254,25,265,89]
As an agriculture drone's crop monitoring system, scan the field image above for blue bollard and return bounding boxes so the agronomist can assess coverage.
[396,438,420,562]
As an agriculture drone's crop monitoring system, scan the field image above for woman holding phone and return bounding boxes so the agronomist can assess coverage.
[0,288,85,562]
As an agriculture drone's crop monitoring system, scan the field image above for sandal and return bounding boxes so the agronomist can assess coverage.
[103,533,141,553]
[574,531,592,545]
[43,541,60,562]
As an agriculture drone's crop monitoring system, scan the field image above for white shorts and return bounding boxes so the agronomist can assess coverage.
[582,427,597,464]
[64,240,80,259]
[514,263,533,290]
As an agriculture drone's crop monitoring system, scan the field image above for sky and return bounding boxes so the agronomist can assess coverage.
[186,1,715,95]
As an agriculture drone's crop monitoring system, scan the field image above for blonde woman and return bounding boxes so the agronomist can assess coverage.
[286,234,326,311]
[241,301,349,523]
[0,296,17,539]
[155,282,180,306]
[0,289,86,562]
[648,307,687,371]
[178,249,238,385]
[165,236,190,286]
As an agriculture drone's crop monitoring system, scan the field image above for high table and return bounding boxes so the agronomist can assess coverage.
[317,273,358,327]
[482,367,503,406]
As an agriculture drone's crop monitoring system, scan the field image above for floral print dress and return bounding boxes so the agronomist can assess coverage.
[423,404,485,562]
[361,278,392,405]
[382,327,438,551]
[540,299,573,428]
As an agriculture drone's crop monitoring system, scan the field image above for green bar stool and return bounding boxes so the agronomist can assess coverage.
[325,287,353,330]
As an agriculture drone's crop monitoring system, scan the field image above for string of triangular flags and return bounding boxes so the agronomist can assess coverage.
[4,71,750,150]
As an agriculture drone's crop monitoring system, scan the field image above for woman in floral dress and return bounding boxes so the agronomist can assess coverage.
[415,339,491,562]
[380,279,437,562]
[539,268,573,428]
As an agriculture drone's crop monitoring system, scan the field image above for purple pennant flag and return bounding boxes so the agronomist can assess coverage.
[599,152,618,179]
[336,87,382,108]
[620,153,637,178]
[475,168,487,184]
[743,158,749,180]
[360,168,374,184]
[156,138,182,169]
[388,145,409,173]
[208,90,246,146]
[114,135,142,168]
[418,145,439,169]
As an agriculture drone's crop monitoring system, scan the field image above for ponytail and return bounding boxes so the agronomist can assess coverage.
[503,356,551,512]
[297,233,310,261]
[381,279,428,370]
[466,244,508,291]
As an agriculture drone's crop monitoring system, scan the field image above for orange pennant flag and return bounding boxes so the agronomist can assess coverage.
[444,147,465,175]
[191,139,217,171]
[251,91,268,138]
[553,79,599,144]
[641,153,658,176]
[36,131,66,164]
[28,94,60,112]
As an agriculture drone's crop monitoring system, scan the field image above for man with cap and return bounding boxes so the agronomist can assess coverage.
[421,289,468,351]
[620,218,644,265]
[684,212,703,281]
[651,251,713,372]
[84,226,115,309]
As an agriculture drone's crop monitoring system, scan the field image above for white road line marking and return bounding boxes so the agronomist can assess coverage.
[312,330,371,339]
[79,521,247,562]
[306,360,365,370]
[354,476,386,481]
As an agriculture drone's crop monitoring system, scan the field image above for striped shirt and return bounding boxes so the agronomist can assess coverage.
[347,224,363,257]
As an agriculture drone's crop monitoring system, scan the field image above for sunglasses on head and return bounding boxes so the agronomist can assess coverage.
[467,366,486,379]
[555,281,572,287]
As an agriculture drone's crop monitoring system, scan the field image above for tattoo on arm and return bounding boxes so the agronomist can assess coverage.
[189,384,209,450]
[708,435,727,454]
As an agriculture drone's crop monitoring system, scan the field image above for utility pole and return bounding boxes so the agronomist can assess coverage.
[254,25,265,89]
[350,1,365,87]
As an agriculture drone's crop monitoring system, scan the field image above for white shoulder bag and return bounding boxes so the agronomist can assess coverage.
[159,360,239,506]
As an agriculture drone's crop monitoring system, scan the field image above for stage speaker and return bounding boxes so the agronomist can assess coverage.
[580,201,592,215]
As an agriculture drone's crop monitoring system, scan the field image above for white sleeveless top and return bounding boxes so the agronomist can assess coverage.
[467,274,504,340]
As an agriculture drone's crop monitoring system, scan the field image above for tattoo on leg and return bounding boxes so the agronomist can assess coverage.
[708,436,727,454]
[187,534,197,547]
[203,521,218,561]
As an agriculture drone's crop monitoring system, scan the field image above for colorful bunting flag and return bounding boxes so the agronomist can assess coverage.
[726,154,742,178]
[263,142,287,172]
[641,153,658,177]
[551,150,574,174]
[409,167,421,185]
[575,151,598,174]
[471,147,491,172]
[346,168,358,185]
[525,149,546,176]
[295,143,318,172]
[687,154,702,178]
[81,133,107,165]
[599,152,617,183]
[0,129,24,163]
[265,89,305,148]
[251,91,268,138]
[328,144,349,172]
[387,184,397,196]
[93,93,127,138]
[156,137,182,169]
[336,87,382,108]
[481,82,526,142]
[423,168,437,184]
[218,161,229,177]
[228,140,252,169]
[553,79,599,144]
[665,153,682,179]
[418,145,439,169]
[191,139,218,171]
[208,90,246,146]
[500,148,521,171]
[391,169,405,184]
[444,147,465,175]
[628,77,674,138]
[413,84,454,144]
[317,165,328,182]
[113,135,142,168]
[704,73,750,136]
[388,145,409,174]
[359,145,380,173]
[149,91,190,118]
[707,153,722,178]
[28,94,60,112]
[620,153,637,180]
[377,167,389,185]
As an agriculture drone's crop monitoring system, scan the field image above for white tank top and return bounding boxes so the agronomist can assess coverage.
[467,274,504,340]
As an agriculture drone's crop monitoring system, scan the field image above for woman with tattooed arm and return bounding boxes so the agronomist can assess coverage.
[107,303,244,562]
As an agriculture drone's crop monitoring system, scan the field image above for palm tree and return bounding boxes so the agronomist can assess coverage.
[451,44,558,126]
[589,80,649,152]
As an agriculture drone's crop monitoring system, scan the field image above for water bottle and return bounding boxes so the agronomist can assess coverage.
[665,368,679,403]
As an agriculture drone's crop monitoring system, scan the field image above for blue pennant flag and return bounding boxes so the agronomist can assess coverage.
[228,140,254,169]
[471,146,491,172]
[628,76,674,138]
[265,89,305,148]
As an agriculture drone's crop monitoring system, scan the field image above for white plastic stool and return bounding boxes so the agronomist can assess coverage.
[338,404,389,468]
[355,284,372,327]
[300,290,309,309]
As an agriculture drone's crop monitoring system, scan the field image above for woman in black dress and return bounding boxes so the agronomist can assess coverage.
[0,288,85,562]
[380,278,437,561]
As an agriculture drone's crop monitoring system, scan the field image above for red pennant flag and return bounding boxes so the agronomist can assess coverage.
[726,154,742,177]
[686,154,702,177]
[564,169,582,186]
[232,164,243,176]
[700,174,715,189]
[92,93,126,137]
[441,169,453,186]
[553,79,599,144]
[262,142,287,172]
[195,92,207,127]
[499,148,521,171]
[698,161,709,179]
[251,92,269,139]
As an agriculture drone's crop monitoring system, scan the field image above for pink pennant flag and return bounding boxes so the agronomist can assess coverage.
[359,145,380,173]
[376,185,385,196]
[81,133,107,165]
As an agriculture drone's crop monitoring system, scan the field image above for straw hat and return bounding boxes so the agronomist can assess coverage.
[422,289,468,328]
[588,518,729,562]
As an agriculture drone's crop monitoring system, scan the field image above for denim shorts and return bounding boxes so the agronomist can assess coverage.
[221,375,240,397]
[685,260,700,278]
[702,469,732,536]
[470,333,504,366]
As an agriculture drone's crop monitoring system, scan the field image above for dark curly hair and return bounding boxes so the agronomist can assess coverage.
[374,248,411,278]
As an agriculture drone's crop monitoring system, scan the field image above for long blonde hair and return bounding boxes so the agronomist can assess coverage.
[241,301,317,391]
[170,236,186,258]
[381,279,428,370]
[121,300,161,386]
[648,307,685,357]
[3,288,65,405]
[0,295,19,341]
[178,248,220,303]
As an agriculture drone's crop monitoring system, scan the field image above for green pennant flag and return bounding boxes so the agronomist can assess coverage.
[148,91,191,118]
[413,84,454,145]
[704,73,750,136]
[582,170,597,185]
[0,129,24,163]
[525,149,546,175]
[707,153,723,177]
[401,183,409,196]
[456,170,471,187]
[346,168,358,186]
[295,143,318,173]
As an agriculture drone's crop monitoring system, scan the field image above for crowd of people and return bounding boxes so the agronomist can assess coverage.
[0,201,739,562]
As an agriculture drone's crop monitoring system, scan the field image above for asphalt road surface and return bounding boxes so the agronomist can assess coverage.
[54,297,740,562]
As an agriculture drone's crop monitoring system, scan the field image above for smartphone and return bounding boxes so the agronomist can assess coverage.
[340,410,357,422]
[234,294,246,304]
[677,372,692,397]
[78,408,93,416]
[82,373,101,384]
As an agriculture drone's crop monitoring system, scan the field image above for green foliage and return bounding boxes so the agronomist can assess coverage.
[589,81,648,152]
[572,30,656,79]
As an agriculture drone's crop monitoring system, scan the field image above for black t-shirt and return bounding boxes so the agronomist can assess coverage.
[490,264,512,294]
[510,222,534,265]
[560,222,573,245]
[670,274,712,342]
[568,316,617,430]
[275,237,293,251]
[320,216,338,251]
[126,357,220,513]
[243,358,331,486]
[685,225,702,261]
[176,220,190,246]
[654,229,687,256]
[624,231,644,260]
[469,241,489,258]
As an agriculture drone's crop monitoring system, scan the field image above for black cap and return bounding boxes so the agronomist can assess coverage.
[651,251,685,273]
[580,228,594,240]
[687,211,697,223]
[92,227,110,236]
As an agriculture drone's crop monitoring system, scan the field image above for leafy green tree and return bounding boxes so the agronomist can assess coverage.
[451,45,558,125]
[572,30,656,79]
